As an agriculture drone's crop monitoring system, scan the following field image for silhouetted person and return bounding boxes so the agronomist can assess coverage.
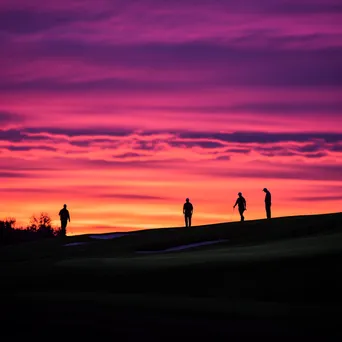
[263,188,271,219]
[59,204,70,237]
[233,192,247,222]
[183,198,193,227]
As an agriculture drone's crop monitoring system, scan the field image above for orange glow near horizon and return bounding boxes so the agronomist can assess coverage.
[2,161,341,234]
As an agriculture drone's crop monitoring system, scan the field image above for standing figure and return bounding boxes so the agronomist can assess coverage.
[183,198,193,227]
[233,192,247,222]
[263,188,272,219]
[59,204,70,237]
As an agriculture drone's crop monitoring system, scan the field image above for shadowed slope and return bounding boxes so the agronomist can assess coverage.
[1,212,342,339]
[1,212,341,262]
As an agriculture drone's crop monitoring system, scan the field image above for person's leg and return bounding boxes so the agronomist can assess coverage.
[189,215,192,227]
[239,208,244,221]
[266,205,271,219]
[61,220,67,236]
[184,215,188,227]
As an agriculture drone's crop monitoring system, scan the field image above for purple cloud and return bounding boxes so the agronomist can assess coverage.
[97,193,169,200]
[1,40,342,93]
[0,129,25,142]
[179,131,342,144]
[0,112,23,125]
[0,171,34,178]
[0,8,113,34]
[6,145,57,152]
[168,140,225,149]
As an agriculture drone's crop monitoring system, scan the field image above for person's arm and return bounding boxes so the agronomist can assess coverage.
[191,204,193,215]
[183,204,185,214]
[68,211,71,222]
[244,198,247,210]
[233,199,238,208]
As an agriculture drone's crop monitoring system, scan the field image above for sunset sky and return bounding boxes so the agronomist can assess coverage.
[0,0,341,234]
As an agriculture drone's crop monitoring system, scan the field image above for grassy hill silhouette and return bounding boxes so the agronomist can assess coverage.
[1,212,342,340]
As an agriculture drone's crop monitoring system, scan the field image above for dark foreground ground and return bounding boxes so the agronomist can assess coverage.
[1,212,342,341]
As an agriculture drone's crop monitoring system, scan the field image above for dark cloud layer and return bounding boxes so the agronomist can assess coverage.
[1,129,342,150]
[0,171,35,178]
[97,193,169,200]
[1,41,342,92]
[178,131,342,144]
[0,111,23,124]
[0,9,112,34]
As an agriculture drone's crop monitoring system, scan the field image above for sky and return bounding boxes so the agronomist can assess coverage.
[0,0,342,234]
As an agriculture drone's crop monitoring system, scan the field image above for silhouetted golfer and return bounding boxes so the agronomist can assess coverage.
[59,204,70,237]
[233,192,247,221]
[183,198,193,227]
[263,188,271,219]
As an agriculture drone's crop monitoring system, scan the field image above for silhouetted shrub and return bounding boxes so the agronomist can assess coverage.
[1,213,60,246]
[28,213,55,238]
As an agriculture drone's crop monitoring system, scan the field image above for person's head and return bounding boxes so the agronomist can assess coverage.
[263,188,268,192]
[238,192,242,197]
[186,198,189,202]
[63,204,67,209]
